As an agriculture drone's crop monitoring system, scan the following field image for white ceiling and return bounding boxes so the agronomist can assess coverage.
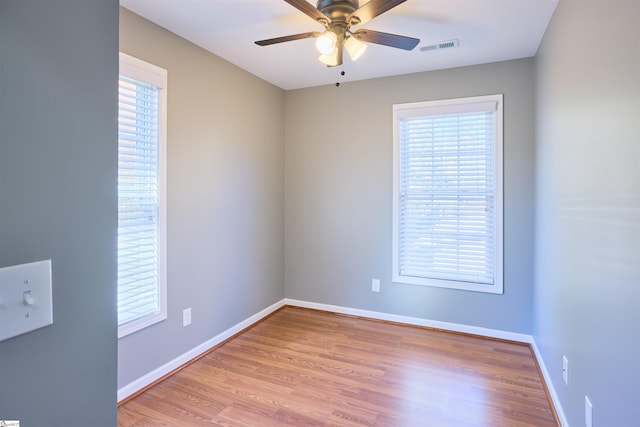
[120,0,558,90]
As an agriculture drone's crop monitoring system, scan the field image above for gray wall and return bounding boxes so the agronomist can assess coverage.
[0,0,118,426]
[285,59,535,333]
[6,3,636,425]
[533,0,640,426]
[118,9,286,388]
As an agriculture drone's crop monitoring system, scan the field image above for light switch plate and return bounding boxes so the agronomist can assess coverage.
[0,260,53,342]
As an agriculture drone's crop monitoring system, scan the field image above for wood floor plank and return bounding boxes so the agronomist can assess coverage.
[119,306,558,426]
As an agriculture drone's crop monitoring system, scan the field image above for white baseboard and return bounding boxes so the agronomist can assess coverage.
[286,299,567,425]
[530,340,570,427]
[118,297,567,427]
[117,299,285,402]
[284,298,533,343]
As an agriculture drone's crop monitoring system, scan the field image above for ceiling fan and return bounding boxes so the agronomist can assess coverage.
[255,0,420,67]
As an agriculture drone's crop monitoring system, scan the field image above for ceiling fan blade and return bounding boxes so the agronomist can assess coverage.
[283,0,328,23]
[348,0,407,26]
[352,29,419,50]
[255,31,321,46]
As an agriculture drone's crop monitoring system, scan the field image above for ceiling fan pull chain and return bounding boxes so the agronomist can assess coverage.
[335,70,346,87]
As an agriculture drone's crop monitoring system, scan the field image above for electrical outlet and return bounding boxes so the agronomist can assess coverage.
[562,355,569,385]
[585,395,593,427]
[182,307,192,327]
[371,279,380,293]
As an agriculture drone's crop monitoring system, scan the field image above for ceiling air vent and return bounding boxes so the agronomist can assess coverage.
[420,44,438,52]
[420,39,460,52]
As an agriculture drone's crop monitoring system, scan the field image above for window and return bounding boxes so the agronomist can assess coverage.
[118,53,167,337]
[392,95,503,294]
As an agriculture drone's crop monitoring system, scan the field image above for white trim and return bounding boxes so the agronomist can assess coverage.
[117,299,285,402]
[392,94,504,294]
[119,52,167,88]
[531,340,570,427]
[284,299,531,343]
[393,98,499,118]
[117,52,169,338]
[286,299,567,425]
[118,298,566,427]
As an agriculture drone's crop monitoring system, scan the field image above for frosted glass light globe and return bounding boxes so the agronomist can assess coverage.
[315,31,337,55]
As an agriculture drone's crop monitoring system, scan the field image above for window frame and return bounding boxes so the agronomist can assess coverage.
[392,94,504,294]
[117,52,168,338]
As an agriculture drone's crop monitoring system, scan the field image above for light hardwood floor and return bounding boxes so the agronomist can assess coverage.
[118,306,558,426]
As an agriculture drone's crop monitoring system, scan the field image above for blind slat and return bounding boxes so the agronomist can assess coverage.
[396,106,497,285]
[117,72,162,327]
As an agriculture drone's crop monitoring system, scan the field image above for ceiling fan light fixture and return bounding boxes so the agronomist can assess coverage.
[315,31,338,55]
[344,35,367,61]
[255,0,420,69]
[318,49,339,66]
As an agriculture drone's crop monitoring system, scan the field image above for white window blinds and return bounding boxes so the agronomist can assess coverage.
[118,53,167,337]
[393,95,503,293]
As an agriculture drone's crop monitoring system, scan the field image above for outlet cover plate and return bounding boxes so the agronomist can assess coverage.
[585,395,593,427]
[182,307,192,327]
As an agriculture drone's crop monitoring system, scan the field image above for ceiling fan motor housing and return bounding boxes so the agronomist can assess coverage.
[316,0,359,21]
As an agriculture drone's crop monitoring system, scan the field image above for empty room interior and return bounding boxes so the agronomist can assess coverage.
[0,0,638,426]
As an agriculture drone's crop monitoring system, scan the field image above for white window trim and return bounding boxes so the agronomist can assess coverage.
[392,94,504,294]
[118,52,168,338]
